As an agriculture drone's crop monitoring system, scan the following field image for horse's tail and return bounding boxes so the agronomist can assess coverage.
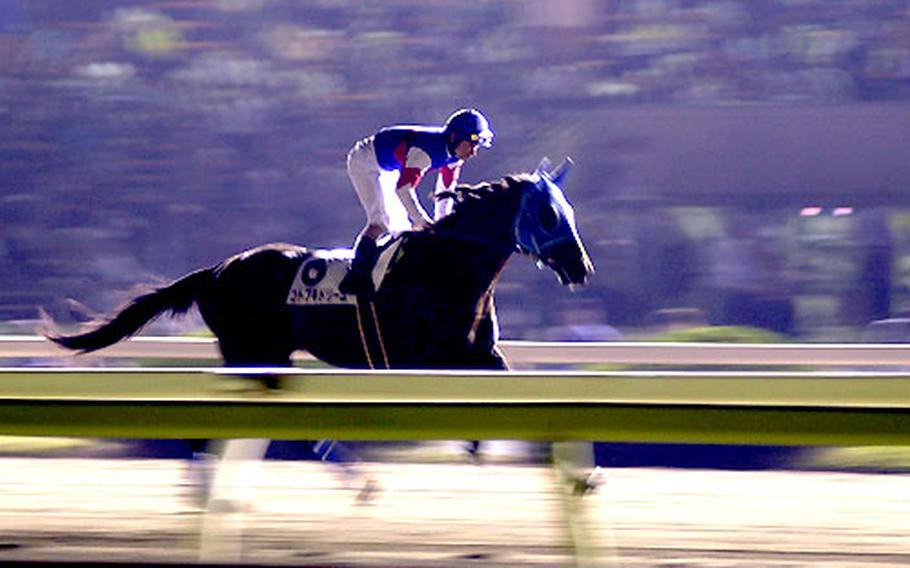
[46,267,215,354]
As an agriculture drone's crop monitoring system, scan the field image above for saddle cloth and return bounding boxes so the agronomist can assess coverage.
[286,237,403,306]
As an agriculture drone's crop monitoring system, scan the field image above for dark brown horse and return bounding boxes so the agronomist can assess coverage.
[47,159,593,370]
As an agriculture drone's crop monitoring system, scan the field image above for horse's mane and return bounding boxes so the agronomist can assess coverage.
[433,173,531,229]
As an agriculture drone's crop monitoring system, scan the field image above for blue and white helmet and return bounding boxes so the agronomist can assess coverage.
[444,108,494,151]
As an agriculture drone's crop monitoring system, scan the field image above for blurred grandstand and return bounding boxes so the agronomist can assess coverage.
[2,0,909,339]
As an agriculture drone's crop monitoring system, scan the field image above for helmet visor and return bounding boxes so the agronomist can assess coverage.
[469,127,494,148]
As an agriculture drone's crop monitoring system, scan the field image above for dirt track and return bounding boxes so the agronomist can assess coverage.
[0,457,908,566]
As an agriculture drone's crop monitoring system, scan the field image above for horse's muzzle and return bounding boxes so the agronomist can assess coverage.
[540,239,594,287]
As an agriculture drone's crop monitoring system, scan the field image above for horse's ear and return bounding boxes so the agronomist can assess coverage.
[549,157,574,187]
[535,157,552,177]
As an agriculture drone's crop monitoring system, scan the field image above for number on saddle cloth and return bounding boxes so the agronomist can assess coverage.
[286,237,403,306]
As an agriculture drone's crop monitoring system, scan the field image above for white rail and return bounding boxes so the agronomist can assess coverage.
[2,367,908,445]
[3,335,910,366]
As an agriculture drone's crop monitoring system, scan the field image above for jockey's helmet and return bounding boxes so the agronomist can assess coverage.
[444,108,494,152]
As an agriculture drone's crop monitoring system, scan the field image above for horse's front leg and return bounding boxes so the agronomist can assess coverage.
[462,307,509,460]
[466,295,509,370]
[462,342,509,370]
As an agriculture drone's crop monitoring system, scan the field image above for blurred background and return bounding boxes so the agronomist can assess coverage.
[2,5,910,563]
[1,0,909,342]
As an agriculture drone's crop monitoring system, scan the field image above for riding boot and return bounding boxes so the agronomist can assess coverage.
[339,237,378,297]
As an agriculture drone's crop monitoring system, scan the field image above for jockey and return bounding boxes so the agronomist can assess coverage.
[339,108,494,297]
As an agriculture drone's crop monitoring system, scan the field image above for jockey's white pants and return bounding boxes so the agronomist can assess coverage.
[347,137,410,234]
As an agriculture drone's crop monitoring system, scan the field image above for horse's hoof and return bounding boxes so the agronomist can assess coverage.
[355,478,379,505]
[207,498,250,514]
[571,468,605,497]
[571,478,595,496]
[465,442,482,465]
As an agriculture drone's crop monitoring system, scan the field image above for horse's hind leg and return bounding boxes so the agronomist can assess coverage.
[214,345,377,504]
[311,440,378,504]
[217,339,293,368]
[204,438,271,513]
[189,345,290,509]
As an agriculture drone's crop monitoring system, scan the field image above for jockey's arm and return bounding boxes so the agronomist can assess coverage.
[433,161,462,220]
[395,148,433,229]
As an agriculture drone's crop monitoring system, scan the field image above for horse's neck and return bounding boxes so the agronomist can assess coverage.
[409,178,519,300]
[408,232,510,298]
[434,200,517,255]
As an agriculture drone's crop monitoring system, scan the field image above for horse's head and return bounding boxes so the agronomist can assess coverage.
[514,158,594,287]
[434,158,594,287]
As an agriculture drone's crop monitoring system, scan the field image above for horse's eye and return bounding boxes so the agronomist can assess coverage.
[539,204,560,233]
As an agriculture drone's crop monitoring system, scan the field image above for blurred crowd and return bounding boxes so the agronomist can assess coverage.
[1,0,909,339]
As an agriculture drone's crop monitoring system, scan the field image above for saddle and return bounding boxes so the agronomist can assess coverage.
[286,235,403,306]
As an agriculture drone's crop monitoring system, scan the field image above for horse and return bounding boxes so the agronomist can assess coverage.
[45,158,594,502]
[46,158,593,369]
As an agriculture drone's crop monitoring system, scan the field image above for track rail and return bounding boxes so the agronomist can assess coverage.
[4,335,910,366]
[2,335,907,444]
[1,367,908,445]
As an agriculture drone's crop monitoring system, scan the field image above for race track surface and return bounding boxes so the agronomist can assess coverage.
[0,457,908,567]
